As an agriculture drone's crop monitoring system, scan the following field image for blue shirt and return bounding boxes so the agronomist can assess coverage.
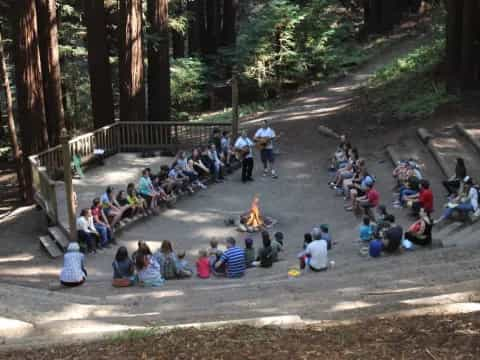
[369,239,383,258]
[321,232,332,250]
[221,246,246,278]
[359,224,373,242]
[138,176,153,196]
[361,175,374,188]
[60,251,86,283]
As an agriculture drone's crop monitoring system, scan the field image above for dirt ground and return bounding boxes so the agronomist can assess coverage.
[3,312,480,359]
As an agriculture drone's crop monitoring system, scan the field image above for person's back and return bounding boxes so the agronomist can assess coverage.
[369,239,383,258]
[137,255,164,286]
[113,258,134,279]
[384,225,403,253]
[221,246,246,278]
[244,247,255,267]
[305,239,328,271]
[60,243,86,286]
[258,246,274,268]
[359,224,373,242]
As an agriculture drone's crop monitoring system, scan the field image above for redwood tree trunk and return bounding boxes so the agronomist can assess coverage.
[460,0,477,89]
[119,0,146,122]
[84,0,115,129]
[206,0,219,54]
[148,0,171,122]
[446,0,464,91]
[222,0,237,46]
[188,0,200,54]
[172,0,186,58]
[14,0,49,201]
[0,29,25,199]
[36,0,65,145]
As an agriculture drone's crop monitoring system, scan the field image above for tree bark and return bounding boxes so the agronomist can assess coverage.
[0,29,25,199]
[446,0,464,91]
[119,0,146,122]
[187,0,200,54]
[147,0,171,122]
[460,0,478,89]
[14,0,49,201]
[84,0,115,129]
[197,0,208,53]
[206,0,219,54]
[222,0,238,46]
[36,0,65,146]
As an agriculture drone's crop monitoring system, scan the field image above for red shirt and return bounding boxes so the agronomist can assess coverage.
[196,257,211,279]
[91,207,102,223]
[367,188,380,207]
[419,188,434,213]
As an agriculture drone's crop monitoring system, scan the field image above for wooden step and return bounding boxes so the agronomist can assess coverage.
[48,226,70,251]
[39,235,63,258]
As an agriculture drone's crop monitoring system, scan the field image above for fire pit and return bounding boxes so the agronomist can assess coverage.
[238,196,277,233]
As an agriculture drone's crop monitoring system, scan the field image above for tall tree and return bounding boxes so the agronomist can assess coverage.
[221,0,237,46]
[446,0,464,90]
[14,0,49,201]
[36,0,65,145]
[148,0,171,122]
[119,0,145,122]
[460,0,478,89]
[172,0,186,58]
[206,0,219,54]
[0,28,25,199]
[84,0,115,129]
[187,0,201,54]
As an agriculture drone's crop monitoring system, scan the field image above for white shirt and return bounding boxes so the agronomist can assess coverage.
[76,216,96,234]
[468,187,478,211]
[234,137,254,159]
[305,240,328,270]
[254,127,276,150]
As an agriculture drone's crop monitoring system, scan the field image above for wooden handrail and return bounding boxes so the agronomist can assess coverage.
[119,121,231,126]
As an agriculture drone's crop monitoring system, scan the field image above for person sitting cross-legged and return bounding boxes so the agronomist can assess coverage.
[256,233,275,268]
[304,235,328,272]
[434,176,479,224]
[59,242,87,287]
[136,249,164,287]
[406,208,433,246]
[138,168,161,212]
[348,182,379,216]
[381,216,403,254]
[215,237,246,278]
[153,240,180,280]
[112,246,136,287]
[407,179,434,216]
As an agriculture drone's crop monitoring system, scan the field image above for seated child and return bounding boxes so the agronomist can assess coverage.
[196,249,211,279]
[136,252,164,287]
[256,234,274,268]
[176,251,193,278]
[112,246,136,287]
[369,232,383,258]
[272,232,284,257]
[359,216,374,242]
[244,238,255,267]
[208,239,225,275]
[298,233,313,269]
[319,224,332,250]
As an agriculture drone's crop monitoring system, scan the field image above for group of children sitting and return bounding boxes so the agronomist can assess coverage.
[75,131,240,255]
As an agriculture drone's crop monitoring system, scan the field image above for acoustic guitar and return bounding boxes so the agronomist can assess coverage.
[234,146,250,161]
[255,133,282,150]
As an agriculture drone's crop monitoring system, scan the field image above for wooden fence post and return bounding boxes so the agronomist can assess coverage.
[60,128,77,241]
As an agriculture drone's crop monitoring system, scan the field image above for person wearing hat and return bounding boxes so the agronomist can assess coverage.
[59,242,87,287]
[319,224,332,250]
[435,176,479,224]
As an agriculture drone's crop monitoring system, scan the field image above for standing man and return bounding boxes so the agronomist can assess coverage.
[234,130,254,183]
[254,120,277,179]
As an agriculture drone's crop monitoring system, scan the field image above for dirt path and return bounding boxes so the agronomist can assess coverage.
[1,34,480,349]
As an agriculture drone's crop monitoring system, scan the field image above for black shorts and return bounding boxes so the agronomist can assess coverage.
[261,149,274,163]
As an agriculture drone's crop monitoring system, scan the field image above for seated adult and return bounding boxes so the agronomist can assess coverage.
[256,232,274,268]
[344,165,371,204]
[435,176,478,224]
[101,186,126,227]
[348,182,379,216]
[394,175,420,208]
[168,164,194,194]
[208,143,225,182]
[392,160,422,189]
[408,179,434,216]
[189,148,210,178]
[405,208,433,246]
[136,252,164,287]
[304,236,328,272]
[153,240,180,280]
[382,217,403,253]
[329,148,359,189]
[442,158,466,196]
[91,198,114,248]
[59,242,87,287]
[76,208,99,254]
[215,237,246,278]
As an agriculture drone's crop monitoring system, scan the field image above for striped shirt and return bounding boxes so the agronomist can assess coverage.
[221,246,246,278]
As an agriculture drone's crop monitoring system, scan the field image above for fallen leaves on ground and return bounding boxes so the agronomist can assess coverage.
[2,312,480,359]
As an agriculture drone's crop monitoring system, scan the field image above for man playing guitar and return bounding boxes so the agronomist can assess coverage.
[254,120,277,179]
[234,130,254,183]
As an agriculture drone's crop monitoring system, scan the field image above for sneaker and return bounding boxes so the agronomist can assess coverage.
[271,171,278,179]
[345,206,353,212]
[263,170,269,177]
[247,177,254,182]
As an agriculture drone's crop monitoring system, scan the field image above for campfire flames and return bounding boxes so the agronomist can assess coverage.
[245,197,264,228]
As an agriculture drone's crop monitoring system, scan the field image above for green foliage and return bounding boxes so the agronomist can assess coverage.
[368,38,457,118]
[171,57,210,118]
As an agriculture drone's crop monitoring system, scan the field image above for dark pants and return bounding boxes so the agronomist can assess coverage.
[442,179,460,195]
[78,230,96,252]
[241,157,254,181]
[405,231,431,246]
[260,149,274,169]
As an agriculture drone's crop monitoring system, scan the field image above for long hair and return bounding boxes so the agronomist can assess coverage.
[160,240,173,254]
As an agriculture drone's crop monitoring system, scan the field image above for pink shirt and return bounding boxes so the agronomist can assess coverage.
[367,188,380,207]
[196,257,210,279]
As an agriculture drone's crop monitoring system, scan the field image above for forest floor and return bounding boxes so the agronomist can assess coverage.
[2,312,480,359]
[1,27,480,357]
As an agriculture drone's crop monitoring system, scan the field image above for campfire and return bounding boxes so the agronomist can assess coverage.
[245,196,264,228]
[238,196,276,232]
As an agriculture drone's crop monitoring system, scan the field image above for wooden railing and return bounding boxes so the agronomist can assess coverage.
[30,120,232,224]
